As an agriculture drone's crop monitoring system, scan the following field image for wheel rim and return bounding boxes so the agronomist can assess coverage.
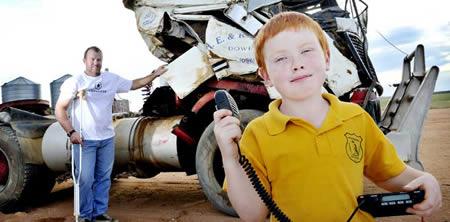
[0,149,9,190]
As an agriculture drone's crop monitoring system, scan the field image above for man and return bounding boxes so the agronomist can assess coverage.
[55,46,167,222]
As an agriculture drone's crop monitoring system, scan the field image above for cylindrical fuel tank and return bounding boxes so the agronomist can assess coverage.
[42,116,182,173]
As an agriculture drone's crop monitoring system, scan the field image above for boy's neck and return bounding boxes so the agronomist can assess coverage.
[279,93,330,129]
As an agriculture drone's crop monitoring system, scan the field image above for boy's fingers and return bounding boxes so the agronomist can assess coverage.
[223,116,240,124]
[221,124,241,137]
[214,109,232,122]
[412,200,433,211]
[406,207,433,217]
[406,193,441,216]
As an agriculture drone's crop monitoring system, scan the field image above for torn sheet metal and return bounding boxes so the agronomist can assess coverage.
[135,6,174,61]
[224,4,263,36]
[206,17,258,78]
[171,14,212,21]
[325,34,360,97]
[173,4,229,14]
[135,6,165,36]
[210,59,230,79]
[335,17,359,34]
[247,0,281,12]
[160,46,213,99]
[138,0,232,8]
[139,33,174,62]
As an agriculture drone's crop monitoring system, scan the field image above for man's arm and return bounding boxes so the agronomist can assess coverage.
[131,64,167,90]
[374,166,442,217]
[55,97,82,144]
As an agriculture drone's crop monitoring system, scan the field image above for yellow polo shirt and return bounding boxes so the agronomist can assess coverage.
[237,93,406,221]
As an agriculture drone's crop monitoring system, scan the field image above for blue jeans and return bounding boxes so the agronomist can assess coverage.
[73,137,115,220]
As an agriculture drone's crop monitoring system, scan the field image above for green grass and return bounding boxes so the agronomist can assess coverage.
[430,91,450,109]
[380,97,390,110]
[380,91,450,110]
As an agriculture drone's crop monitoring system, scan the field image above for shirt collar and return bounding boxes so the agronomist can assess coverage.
[264,93,364,135]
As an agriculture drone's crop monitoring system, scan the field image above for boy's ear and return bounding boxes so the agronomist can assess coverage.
[258,68,273,87]
[325,49,331,71]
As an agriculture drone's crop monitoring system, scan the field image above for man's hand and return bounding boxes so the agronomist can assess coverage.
[70,131,83,145]
[404,172,442,217]
[151,64,168,78]
[131,64,168,90]
[77,89,86,100]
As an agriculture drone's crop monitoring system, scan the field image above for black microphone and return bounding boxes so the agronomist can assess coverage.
[214,90,240,120]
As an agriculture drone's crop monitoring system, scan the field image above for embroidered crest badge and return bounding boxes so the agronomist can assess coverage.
[345,132,363,163]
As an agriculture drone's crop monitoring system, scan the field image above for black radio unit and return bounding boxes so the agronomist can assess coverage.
[358,190,425,217]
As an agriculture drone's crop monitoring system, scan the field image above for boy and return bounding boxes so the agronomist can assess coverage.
[213,12,441,221]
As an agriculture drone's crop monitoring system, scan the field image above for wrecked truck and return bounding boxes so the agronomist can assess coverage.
[0,0,440,217]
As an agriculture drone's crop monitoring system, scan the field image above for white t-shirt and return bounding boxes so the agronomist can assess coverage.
[58,72,132,140]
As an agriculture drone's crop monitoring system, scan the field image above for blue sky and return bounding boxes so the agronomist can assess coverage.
[365,0,450,95]
[0,0,449,111]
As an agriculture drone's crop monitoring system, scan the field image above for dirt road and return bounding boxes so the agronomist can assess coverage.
[1,109,449,222]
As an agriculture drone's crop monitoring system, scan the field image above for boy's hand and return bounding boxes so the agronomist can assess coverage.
[404,172,442,217]
[213,109,241,162]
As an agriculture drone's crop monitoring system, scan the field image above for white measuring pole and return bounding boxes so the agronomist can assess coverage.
[71,90,85,221]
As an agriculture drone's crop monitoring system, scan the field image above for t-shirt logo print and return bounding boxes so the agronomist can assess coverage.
[344,132,363,163]
[95,81,102,90]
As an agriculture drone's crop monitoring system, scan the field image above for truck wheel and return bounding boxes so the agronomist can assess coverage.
[195,109,264,216]
[0,126,55,212]
[0,126,25,212]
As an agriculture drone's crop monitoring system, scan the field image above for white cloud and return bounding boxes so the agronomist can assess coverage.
[442,63,450,72]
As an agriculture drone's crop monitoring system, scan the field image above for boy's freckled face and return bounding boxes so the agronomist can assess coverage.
[262,29,329,100]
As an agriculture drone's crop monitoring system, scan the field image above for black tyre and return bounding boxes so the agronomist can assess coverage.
[195,109,264,216]
[0,126,24,211]
[0,126,55,212]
